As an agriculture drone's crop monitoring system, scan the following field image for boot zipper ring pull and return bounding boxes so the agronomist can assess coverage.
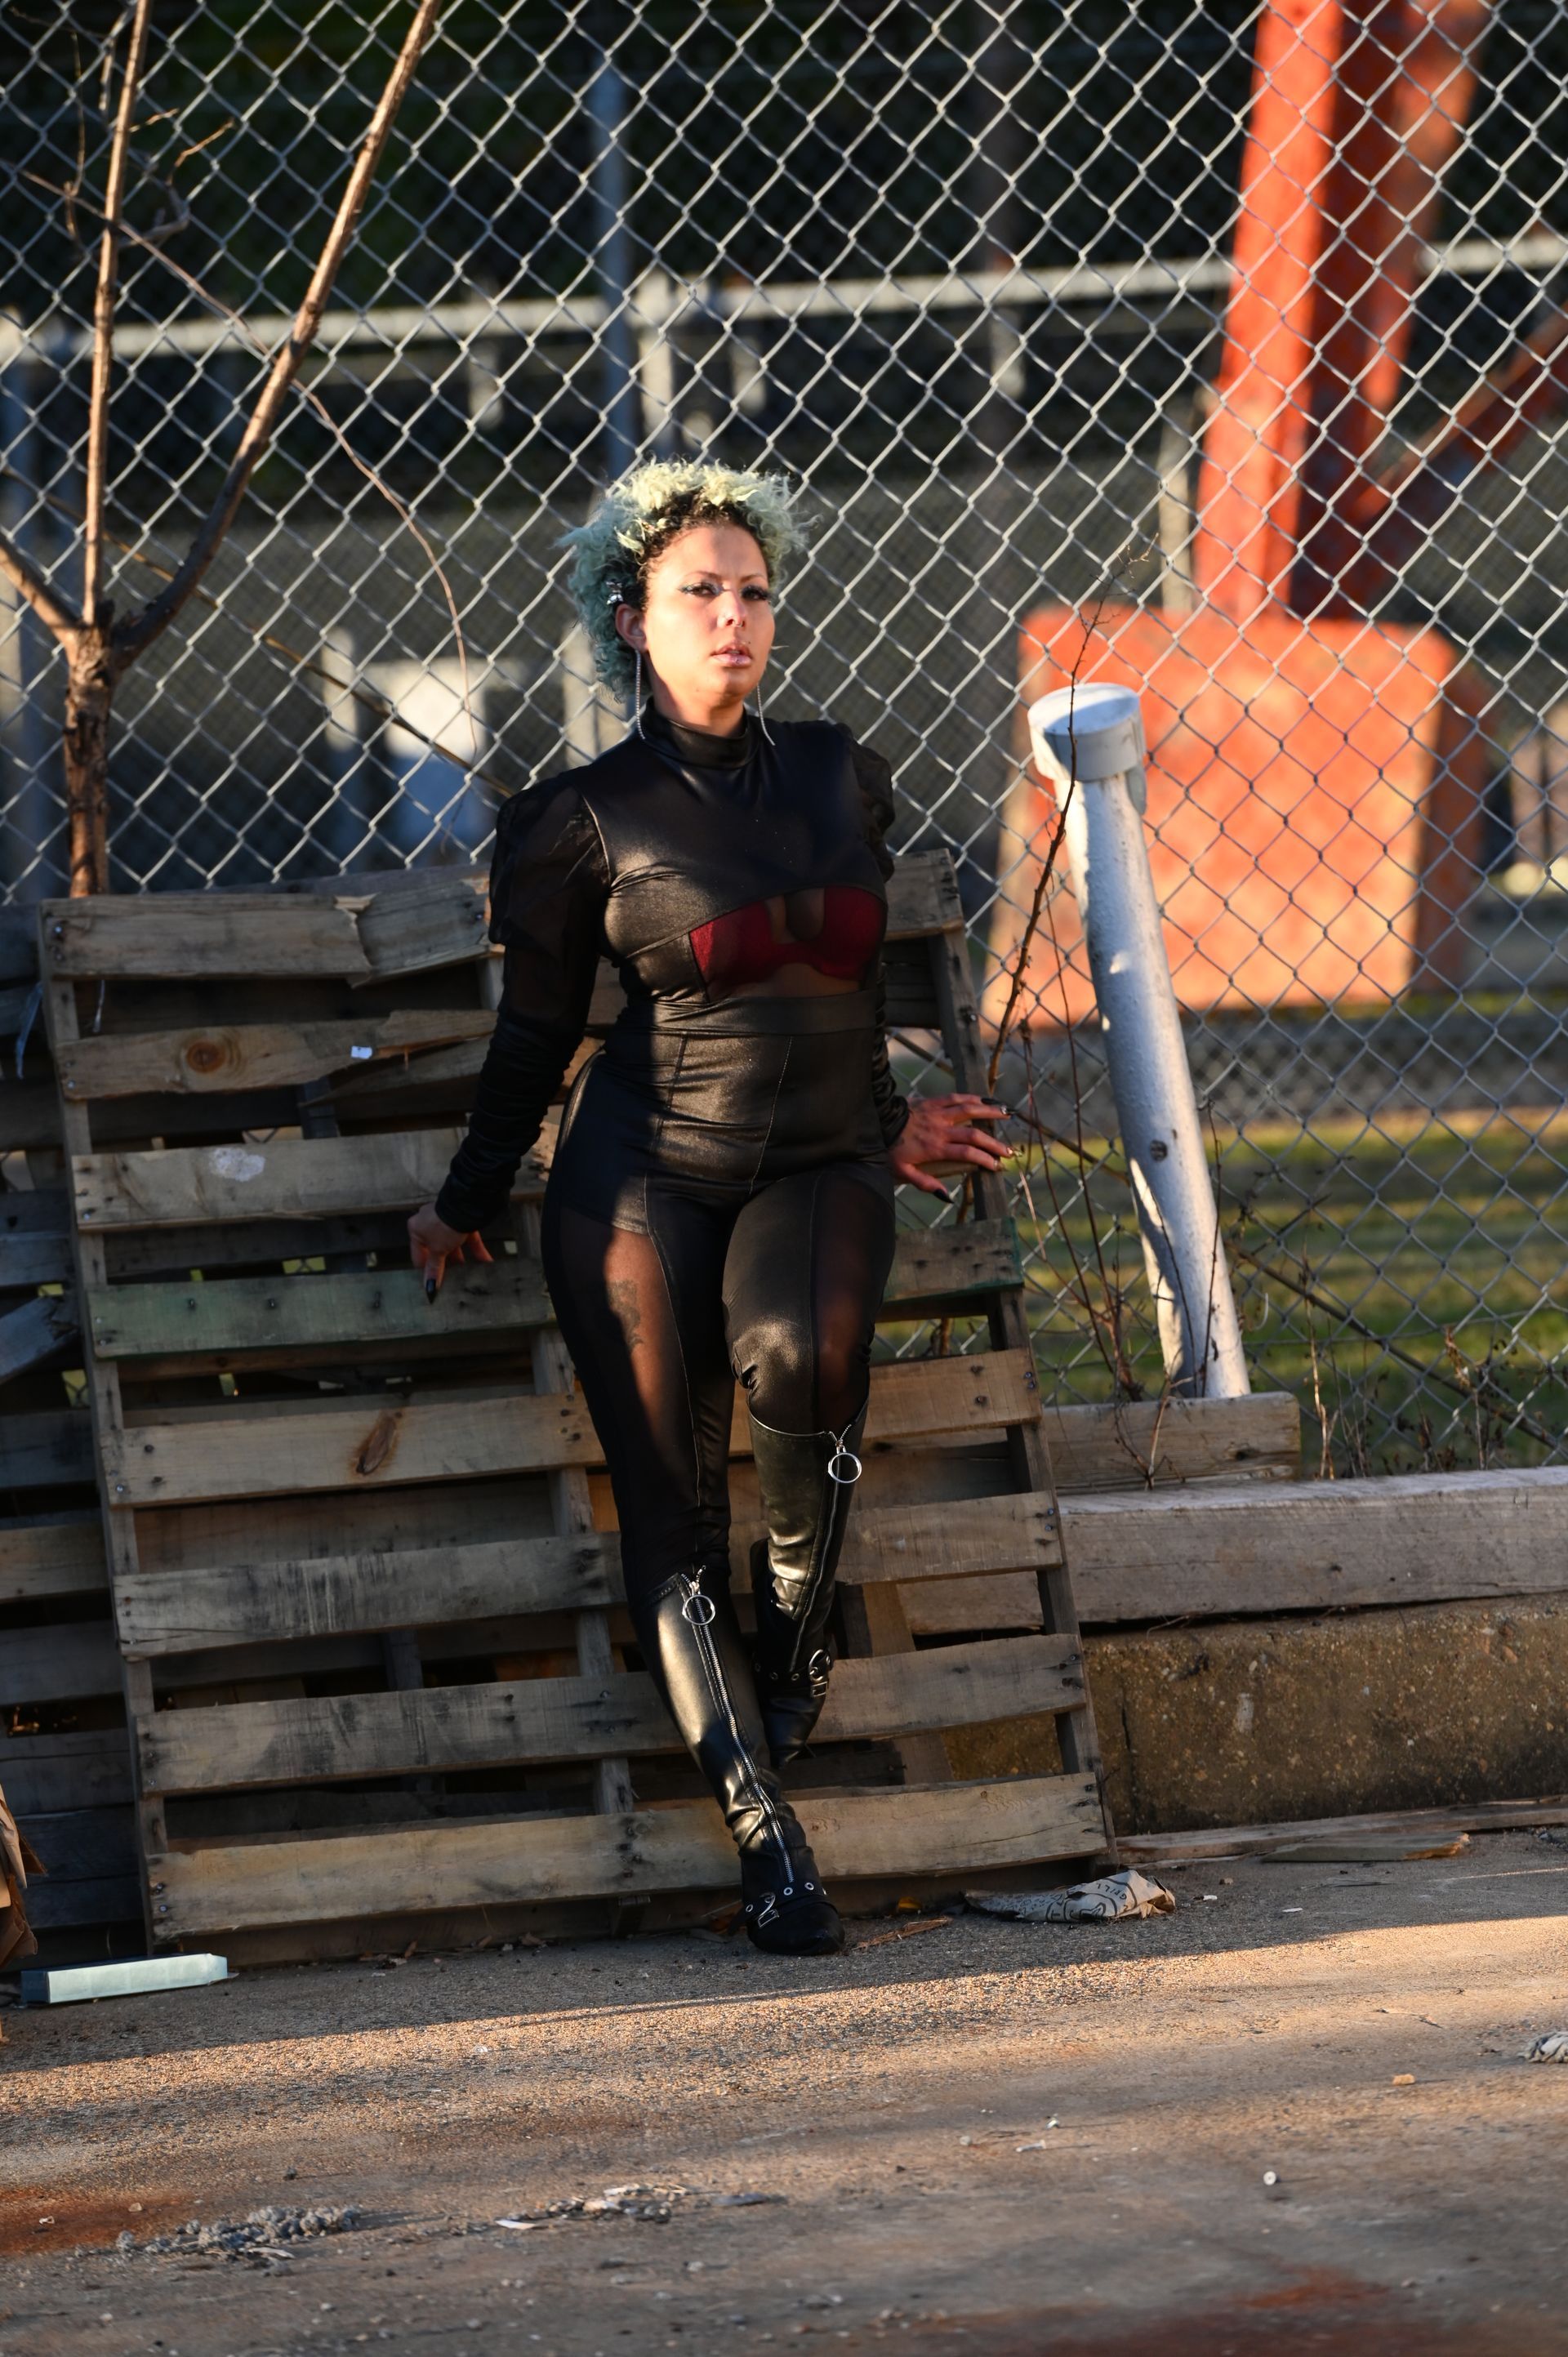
[827,1433,862,1486]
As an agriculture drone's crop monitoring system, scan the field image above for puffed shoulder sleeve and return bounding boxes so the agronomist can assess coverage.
[434,780,610,1234]
[841,729,908,1148]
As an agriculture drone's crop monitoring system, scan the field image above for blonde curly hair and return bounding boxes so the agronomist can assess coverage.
[563,459,805,697]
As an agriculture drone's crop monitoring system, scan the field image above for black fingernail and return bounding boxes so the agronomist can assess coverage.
[425,1276,437,1301]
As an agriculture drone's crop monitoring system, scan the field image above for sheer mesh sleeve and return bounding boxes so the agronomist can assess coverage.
[845,732,909,1149]
[434,779,610,1233]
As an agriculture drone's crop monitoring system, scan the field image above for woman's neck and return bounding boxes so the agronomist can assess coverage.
[646,680,749,737]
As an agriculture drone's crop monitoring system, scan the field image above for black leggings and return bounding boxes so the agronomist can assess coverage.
[541,1165,895,1610]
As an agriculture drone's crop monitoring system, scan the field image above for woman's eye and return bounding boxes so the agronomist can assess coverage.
[680,582,718,598]
[743,586,773,603]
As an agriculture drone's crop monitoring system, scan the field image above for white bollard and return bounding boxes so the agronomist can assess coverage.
[1028,681,1250,1400]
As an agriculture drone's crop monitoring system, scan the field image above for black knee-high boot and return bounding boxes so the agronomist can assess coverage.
[748,1402,867,1769]
[630,1558,844,1955]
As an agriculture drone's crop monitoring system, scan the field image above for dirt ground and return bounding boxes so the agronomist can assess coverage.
[7,1834,1568,2355]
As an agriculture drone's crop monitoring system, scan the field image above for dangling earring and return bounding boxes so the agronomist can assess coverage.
[634,646,644,738]
[755,670,775,746]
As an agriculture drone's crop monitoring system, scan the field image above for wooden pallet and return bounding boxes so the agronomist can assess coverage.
[40,853,1121,1954]
[2,911,140,1935]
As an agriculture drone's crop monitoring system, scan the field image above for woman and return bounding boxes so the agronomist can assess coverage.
[409,460,1007,1956]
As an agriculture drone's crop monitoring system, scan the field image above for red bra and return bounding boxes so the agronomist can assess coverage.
[691,885,883,995]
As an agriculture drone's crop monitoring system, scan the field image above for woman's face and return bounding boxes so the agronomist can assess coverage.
[615,520,774,728]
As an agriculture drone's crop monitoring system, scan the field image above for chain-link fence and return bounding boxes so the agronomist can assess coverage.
[5,0,1568,1472]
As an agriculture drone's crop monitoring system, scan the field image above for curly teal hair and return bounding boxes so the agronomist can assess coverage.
[563,459,805,697]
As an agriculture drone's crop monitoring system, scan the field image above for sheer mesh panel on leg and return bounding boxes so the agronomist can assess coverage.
[540,1198,735,1606]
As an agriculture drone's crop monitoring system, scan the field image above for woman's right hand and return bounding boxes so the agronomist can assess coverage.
[408,1201,494,1299]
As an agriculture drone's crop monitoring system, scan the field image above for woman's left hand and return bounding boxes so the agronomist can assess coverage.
[889,1094,1011,1199]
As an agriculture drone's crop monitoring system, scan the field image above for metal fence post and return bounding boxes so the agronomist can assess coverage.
[587,51,641,479]
[1030,682,1250,1401]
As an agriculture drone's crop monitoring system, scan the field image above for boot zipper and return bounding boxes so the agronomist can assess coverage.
[681,1571,794,1883]
[784,1423,862,1682]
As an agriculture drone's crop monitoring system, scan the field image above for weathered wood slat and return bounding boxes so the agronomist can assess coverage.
[1116,1794,1568,1867]
[72,1126,539,1230]
[1040,1392,1300,1490]
[114,1491,1057,1655]
[0,1078,63,1153]
[0,1410,96,1489]
[1,1187,75,1285]
[85,1262,550,1362]
[1060,1462,1568,1623]
[105,1350,1038,1505]
[354,877,490,979]
[884,853,961,941]
[139,1634,1080,1795]
[1,1235,76,1288]
[0,1285,78,1379]
[880,1219,1022,1316]
[1,1187,72,1237]
[0,1517,107,1605]
[904,1572,1041,1637]
[57,1009,494,1102]
[38,895,370,979]
[83,1222,1022,1362]
[148,1770,1106,1936]
[0,1728,134,1815]
[0,1621,122,1707]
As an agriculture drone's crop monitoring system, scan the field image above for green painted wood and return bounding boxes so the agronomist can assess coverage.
[85,1263,550,1361]
[82,1219,1019,1361]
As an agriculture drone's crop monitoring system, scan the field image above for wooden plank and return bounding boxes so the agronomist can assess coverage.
[138,1633,1080,1795]
[16,1806,137,1889]
[56,1009,494,1102]
[905,1572,1041,1637]
[114,1492,1057,1655]
[102,1208,424,1281]
[0,1285,77,1379]
[1116,1794,1568,1868]
[2,1234,76,1287]
[43,965,170,1911]
[0,1186,72,1236]
[0,1620,122,1707]
[26,1870,143,1930]
[0,1728,134,1815]
[332,1034,586,1116]
[148,1770,1106,1936]
[880,1219,1022,1317]
[884,852,962,941]
[115,1533,621,1655]
[0,1079,63,1153]
[84,1262,550,1362]
[86,1228,1019,1361]
[0,1190,73,1287]
[72,1126,537,1231]
[354,876,490,979]
[104,1350,1040,1506]
[1059,1462,1568,1623]
[1041,1391,1301,1492]
[106,1389,597,1505]
[0,1517,107,1605]
[0,1410,95,1489]
[38,895,371,979]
